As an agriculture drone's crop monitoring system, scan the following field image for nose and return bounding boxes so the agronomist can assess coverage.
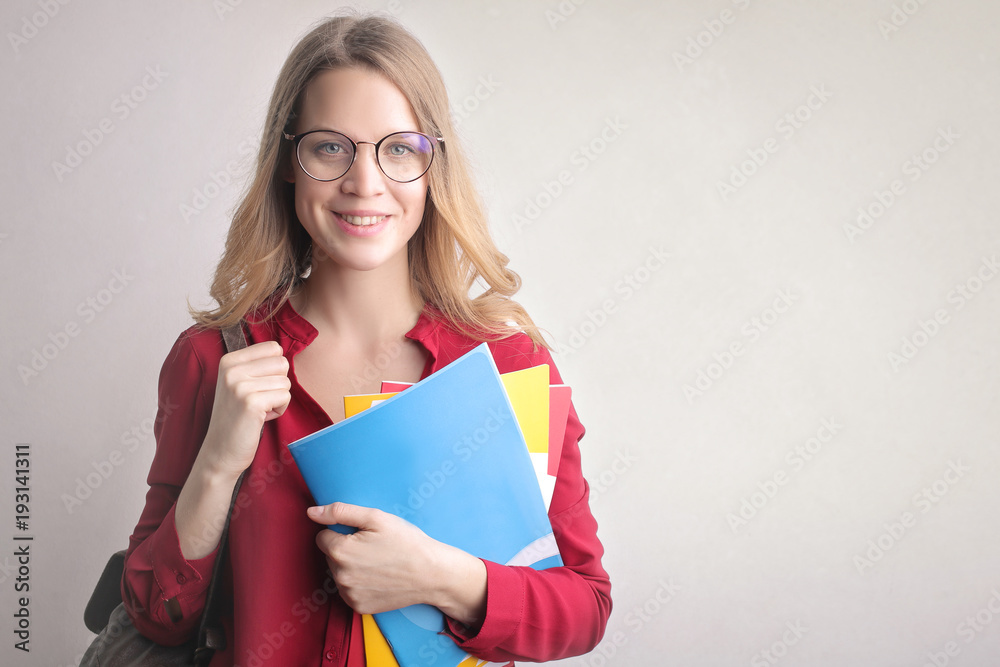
[340,142,386,197]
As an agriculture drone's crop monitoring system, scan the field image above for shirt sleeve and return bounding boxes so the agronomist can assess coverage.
[443,342,613,662]
[120,328,223,645]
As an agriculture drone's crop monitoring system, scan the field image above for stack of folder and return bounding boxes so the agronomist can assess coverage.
[287,344,572,667]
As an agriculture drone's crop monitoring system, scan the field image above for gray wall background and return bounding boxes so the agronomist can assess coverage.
[2,1,998,665]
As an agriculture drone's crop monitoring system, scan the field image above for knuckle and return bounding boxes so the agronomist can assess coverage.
[223,376,241,395]
[327,546,347,566]
[231,382,252,400]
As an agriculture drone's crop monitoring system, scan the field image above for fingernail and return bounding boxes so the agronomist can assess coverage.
[307,506,322,517]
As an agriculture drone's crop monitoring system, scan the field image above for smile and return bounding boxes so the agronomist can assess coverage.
[339,213,387,227]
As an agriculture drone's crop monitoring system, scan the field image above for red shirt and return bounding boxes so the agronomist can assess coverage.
[122,298,612,665]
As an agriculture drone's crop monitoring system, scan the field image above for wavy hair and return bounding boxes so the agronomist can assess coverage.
[190,11,545,348]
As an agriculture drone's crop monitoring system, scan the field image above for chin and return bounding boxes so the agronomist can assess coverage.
[322,247,405,273]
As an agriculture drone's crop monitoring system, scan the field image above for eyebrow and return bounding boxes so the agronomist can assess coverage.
[295,128,425,139]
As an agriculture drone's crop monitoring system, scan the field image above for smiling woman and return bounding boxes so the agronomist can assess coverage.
[116,11,611,667]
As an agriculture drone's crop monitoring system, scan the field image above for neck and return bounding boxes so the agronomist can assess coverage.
[291,248,425,345]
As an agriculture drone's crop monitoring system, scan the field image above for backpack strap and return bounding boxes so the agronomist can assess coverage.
[194,321,252,665]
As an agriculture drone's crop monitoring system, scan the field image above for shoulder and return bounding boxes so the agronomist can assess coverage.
[158,324,227,390]
[487,333,564,385]
[486,331,550,372]
[174,323,227,361]
[164,297,285,375]
[424,309,561,383]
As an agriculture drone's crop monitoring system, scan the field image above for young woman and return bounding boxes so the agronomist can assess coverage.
[122,12,611,666]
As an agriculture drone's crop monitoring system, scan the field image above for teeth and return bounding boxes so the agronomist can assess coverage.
[342,214,386,226]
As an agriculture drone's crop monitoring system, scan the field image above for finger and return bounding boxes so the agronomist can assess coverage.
[220,353,288,385]
[262,388,293,421]
[232,375,291,396]
[307,502,380,529]
[223,340,285,364]
[223,378,290,422]
[315,528,351,562]
[238,354,290,380]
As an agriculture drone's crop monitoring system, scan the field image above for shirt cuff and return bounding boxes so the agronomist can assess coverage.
[145,503,220,620]
[443,558,523,652]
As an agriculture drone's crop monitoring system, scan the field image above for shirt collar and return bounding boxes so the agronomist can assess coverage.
[254,294,446,364]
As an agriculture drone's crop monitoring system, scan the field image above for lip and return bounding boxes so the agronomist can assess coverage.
[332,210,390,237]
[337,209,391,217]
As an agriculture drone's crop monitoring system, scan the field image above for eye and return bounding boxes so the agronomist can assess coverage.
[316,141,348,156]
[386,142,416,157]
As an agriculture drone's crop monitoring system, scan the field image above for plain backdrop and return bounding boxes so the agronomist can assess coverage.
[2,1,999,665]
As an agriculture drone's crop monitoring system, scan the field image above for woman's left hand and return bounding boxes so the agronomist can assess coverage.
[307,503,487,625]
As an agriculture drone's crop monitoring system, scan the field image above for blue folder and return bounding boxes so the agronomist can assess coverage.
[287,343,562,667]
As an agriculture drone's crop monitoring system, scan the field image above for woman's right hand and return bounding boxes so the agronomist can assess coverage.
[199,340,292,479]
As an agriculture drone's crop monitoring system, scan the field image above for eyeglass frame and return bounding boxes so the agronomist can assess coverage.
[282,129,445,183]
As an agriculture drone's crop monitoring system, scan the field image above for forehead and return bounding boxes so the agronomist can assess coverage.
[297,67,420,137]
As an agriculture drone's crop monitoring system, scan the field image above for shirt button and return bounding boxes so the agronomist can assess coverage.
[176,574,186,584]
[325,649,336,661]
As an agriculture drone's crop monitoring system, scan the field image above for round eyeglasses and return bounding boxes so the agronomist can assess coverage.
[283,129,444,183]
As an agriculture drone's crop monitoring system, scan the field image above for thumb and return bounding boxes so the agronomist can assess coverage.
[307,502,379,529]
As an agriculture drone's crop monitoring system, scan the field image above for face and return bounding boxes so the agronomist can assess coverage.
[286,67,428,274]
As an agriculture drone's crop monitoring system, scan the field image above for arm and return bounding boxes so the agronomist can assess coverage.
[120,330,222,645]
[121,329,291,644]
[441,393,613,662]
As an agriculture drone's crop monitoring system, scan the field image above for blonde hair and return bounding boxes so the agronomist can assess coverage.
[190,11,545,348]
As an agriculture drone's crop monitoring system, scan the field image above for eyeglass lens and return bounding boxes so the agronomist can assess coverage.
[297,131,434,183]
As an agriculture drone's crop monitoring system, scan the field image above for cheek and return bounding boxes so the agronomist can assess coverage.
[398,183,428,222]
[293,180,328,221]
